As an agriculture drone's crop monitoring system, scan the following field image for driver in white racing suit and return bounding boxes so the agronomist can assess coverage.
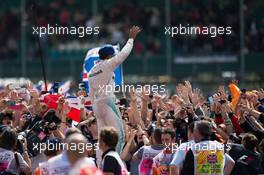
[88,26,141,160]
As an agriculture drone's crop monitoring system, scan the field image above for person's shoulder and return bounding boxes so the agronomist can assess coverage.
[178,140,194,150]
[153,151,163,159]
[14,152,23,159]
[139,145,148,151]
[151,144,164,151]
[47,152,64,163]
[83,157,96,165]
[104,154,119,164]
[230,143,243,151]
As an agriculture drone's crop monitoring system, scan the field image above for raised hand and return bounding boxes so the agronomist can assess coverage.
[218,86,228,101]
[129,26,141,39]
[127,129,137,143]
[27,81,34,90]
[191,88,201,108]
[172,94,185,107]
[63,101,71,116]
[184,81,193,94]
[176,83,190,103]
[141,87,150,101]
[130,89,137,102]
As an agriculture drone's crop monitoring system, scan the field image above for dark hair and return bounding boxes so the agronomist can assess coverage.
[188,122,195,133]
[87,117,96,127]
[242,133,259,151]
[162,128,175,139]
[65,127,82,138]
[0,127,17,150]
[99,127,119,148]
[43,109,61,124]
[98,46,115,60]
[153,128,162,144]
[44,137,62,157]
[99,54,108,60]
[0,111,13,124]
[195,121,212,139]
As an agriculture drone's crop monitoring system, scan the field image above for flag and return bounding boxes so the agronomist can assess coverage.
[34,81,71,94]
[58,81,71,94]
[34,81,53,92]
[40,94,92,122]
[82,45,123,92]
[66,96,92,122]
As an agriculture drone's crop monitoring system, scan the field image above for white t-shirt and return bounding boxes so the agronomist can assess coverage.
[39,151,70,175]
[152,150,175,175]
[138,145,163,175]
[0,148,28,174]
[170,140,195,168]
[39,152,95,175]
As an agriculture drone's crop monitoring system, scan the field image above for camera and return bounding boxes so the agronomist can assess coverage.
[25,110,61,157]
[229,133,242,144]
[15,132,27,154]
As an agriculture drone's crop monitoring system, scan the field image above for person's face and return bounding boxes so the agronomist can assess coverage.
[19,114,28,129]
[2,118,12,127]
[162,134,174,146]
[98,137,106,151]
[193,128,201,143]
[163,119,174,129]
[187,129,193,141]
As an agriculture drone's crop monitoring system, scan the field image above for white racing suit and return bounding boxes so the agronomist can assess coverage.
[88,38,134,163]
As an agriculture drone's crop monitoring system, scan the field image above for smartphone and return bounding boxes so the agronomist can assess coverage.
[8,84,15,90]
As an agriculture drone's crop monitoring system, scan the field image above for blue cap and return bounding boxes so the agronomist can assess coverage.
[98,45,115,59]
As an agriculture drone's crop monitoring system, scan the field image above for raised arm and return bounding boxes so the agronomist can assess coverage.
[107,26,141,71]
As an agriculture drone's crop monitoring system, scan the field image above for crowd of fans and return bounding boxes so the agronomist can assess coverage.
[0,80,263,175]
[0,0,264,60]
